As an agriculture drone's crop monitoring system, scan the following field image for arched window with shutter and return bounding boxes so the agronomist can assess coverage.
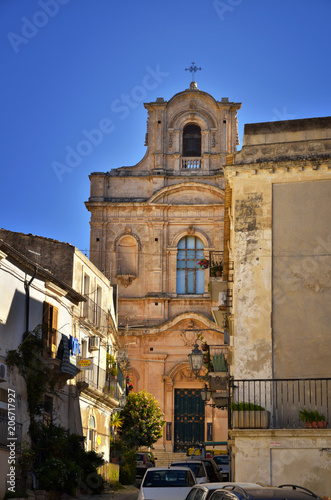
[88,415,96,451]
[177,236,204,294]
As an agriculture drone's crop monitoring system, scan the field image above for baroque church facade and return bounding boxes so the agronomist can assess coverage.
[86,81,240,451]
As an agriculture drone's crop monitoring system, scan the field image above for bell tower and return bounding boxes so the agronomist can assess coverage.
[86,77,241,451]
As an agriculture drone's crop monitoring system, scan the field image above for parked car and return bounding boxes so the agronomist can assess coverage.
[212,455,230,480]
[184,483,263,500]
[171,460,210,483]
[138,466,196,500]
[194,457,224,482]
[207,484,323,500]
[171,458,223,483]
[136,451,156,477]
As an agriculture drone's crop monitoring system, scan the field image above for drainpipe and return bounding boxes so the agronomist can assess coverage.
[24,267,37,334]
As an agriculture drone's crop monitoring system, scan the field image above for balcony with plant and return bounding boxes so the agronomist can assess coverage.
[229,378,331,430]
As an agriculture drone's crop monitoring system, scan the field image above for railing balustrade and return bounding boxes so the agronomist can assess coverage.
[208,251,224,278]
[182,157,201,169]
[82,296,108,330]
[76,364,123,401]
[229,378,331,429]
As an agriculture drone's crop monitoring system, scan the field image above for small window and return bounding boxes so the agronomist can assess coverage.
[96,286,102,326]
[183,124,201,157]
[81,339,87,358]
[88,415,96,451]
[83,273,90,318]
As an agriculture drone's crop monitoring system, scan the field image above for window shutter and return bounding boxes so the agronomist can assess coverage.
[51,306,58,352]
[43,302,51,348]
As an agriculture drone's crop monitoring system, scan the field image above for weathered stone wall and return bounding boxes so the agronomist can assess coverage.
[0,229,75,286]
[225,117,331,380]
[225,116,331,492]
[230,429,331,496]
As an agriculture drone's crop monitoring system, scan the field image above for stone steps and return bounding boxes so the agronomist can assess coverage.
[154,451,188,467]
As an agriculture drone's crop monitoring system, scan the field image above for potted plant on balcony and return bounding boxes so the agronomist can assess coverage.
[210,261,223,277]
[230,402,270,429]
[300,409,327,428]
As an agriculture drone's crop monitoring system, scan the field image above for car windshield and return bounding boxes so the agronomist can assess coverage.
[143,469,192,487]
[213,455,229,465]
[172,462,205,478]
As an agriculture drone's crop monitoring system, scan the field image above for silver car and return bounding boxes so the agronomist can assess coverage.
[184,483,263,500]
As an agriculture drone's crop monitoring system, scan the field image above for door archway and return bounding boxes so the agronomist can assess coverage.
[174,388,205,452]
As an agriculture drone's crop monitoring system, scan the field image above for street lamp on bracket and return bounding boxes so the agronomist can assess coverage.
[200,384,212,403]
[188,343,204,378]
[118,394,127,409]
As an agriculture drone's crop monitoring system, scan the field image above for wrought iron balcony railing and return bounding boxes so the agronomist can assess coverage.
[208,251,224,278]
[82,296,108,331]
[76,364,123,401]
[229,378,331,430]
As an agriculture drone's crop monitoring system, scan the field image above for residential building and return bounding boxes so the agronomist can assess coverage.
[222,117,331,495]
[0,230,122,461]
[86,80,241,452]
[0,240,84,498]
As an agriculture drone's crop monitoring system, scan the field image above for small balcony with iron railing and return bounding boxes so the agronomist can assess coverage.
[206,251,230,329]
[208,251,224,279]
[76,364,124,405]
[228,378,331,430]
[82,296,108,332]
[202,344,230,408]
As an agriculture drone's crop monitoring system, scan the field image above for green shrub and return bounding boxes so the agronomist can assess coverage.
[230,402,265,411]
[36,457,71,490]
[119,449,137,485]
[300,408,326,422]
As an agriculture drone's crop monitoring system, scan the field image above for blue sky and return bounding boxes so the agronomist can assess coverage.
[1,0,330,256]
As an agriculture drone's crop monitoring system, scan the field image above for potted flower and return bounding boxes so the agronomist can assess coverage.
[198,259,209,269]
[201,341,209,352]
[210,261,223,277]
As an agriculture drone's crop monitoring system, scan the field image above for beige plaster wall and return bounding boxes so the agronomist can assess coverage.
[230,430,331,497]
[272,179,331,378]
[225,165,331,380]
[225,117,331,495]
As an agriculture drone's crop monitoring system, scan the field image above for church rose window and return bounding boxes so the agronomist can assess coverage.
[183,124,201,157]
[177,236,204,294]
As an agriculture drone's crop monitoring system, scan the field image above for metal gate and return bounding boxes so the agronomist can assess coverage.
[174,388,205,452]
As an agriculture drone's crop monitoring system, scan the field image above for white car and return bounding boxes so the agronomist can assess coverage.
[138,466,197,500]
